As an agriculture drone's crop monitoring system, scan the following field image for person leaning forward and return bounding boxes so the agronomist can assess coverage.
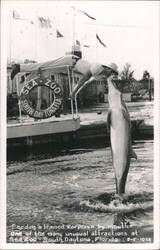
[70,59,118,99]
[10,55,118,98]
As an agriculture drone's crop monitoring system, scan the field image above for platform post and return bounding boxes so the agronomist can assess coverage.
[26,136,33,147]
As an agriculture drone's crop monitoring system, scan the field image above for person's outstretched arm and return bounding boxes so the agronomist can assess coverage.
[70,71,96,99]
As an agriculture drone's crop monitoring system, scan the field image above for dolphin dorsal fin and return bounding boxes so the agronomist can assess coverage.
[130,148,137,159]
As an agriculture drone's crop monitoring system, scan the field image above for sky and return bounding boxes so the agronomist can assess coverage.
[4,1,158,79]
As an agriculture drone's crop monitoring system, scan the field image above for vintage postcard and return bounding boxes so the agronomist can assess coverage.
[0,1,160,249]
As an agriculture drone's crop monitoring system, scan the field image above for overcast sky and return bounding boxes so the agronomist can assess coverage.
[5,1,158,79]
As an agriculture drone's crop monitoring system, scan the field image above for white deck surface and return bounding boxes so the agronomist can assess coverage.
[7,115,80,139]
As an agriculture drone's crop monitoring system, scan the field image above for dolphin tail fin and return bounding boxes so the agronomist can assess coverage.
[130,148,137,159]
[107,109,112,128]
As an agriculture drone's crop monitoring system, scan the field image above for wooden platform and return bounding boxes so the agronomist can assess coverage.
[7,115,80,139]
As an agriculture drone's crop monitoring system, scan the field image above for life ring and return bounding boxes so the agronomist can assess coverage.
[20,77,63,119]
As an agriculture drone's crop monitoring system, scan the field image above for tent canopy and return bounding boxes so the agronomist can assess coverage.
[11,54,110,81]
[19,54,80,74]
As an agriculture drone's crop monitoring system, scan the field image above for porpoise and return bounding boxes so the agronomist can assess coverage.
[107,76,137,197]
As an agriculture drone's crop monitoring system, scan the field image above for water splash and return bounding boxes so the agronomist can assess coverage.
[65,191,153,216]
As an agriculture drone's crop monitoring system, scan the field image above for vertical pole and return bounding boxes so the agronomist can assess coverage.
[49,88,52,106]
[75,93,79,116]
[35,11,38,62]
[55,7,58,58]
[15,75,22,123]
[36,86,42,110]
[149,77,152,101]
[94,19,98,101]
[75,96,78,116]
[71,69,78,116]
[9,10,12,63]
[67,66,74,118]
[94,19,98,63]
[36,70,42,110]
[27,136,33,147]
[72,6,76,52]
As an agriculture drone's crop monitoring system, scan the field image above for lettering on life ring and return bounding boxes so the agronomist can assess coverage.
[20,77,62,119]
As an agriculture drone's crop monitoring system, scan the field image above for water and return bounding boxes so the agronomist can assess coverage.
[7,140,153,244]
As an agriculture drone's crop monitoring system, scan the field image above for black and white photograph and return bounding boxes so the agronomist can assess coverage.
[0,0,160,249]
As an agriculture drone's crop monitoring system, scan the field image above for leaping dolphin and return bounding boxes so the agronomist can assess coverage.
[107,76,137,196]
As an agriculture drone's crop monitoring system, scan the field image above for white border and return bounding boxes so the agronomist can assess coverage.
[1,1,160,250]
[153,1,160,248]
[0,0,7,248]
